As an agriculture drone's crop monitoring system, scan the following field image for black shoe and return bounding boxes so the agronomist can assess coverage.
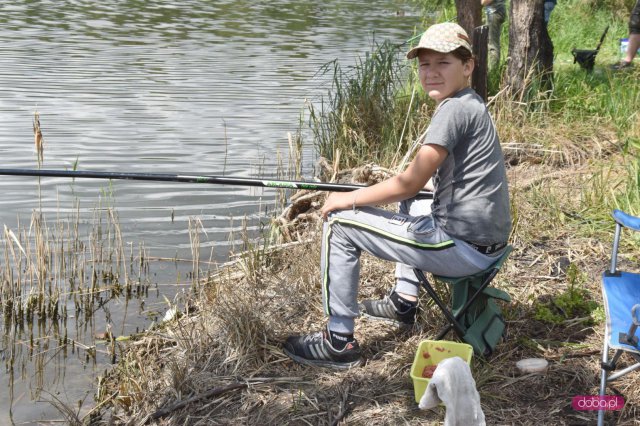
[360,292,417,329]
[610,61,633,71]
[283,329,363,369]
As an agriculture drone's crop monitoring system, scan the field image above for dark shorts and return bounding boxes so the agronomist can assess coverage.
[631,0,640,34]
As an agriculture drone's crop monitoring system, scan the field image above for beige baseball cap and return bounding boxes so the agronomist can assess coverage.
[406,22,472,59]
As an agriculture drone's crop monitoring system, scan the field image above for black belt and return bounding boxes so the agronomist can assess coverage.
[465,241,507,255]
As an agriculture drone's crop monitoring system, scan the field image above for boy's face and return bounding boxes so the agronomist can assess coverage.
[417,49,474,103]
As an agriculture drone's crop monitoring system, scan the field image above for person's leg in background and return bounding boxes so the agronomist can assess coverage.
[543,0,557,26]
[625,34,640,64]
[624,0,640,64]
[485,1,506,70]
[612,0,640,69]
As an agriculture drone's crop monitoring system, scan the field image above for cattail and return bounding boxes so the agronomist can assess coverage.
[33,111,44,166]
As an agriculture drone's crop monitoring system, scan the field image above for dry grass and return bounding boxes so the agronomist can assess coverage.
[89,93,640,425]
[91,221,639,425]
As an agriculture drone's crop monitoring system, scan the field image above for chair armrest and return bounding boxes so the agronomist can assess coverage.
[612,210,640,232]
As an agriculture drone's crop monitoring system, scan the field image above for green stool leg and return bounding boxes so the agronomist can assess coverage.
[414,246,512,357]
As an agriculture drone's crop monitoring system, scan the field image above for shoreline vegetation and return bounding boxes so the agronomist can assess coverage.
[83,0,639,424]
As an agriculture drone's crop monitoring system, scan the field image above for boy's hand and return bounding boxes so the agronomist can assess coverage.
[320,192,356,220]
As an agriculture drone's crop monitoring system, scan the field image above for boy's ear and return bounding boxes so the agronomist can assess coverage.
[463,59,475,77]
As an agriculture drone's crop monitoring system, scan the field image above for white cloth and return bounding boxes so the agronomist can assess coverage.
[418,356,486,426]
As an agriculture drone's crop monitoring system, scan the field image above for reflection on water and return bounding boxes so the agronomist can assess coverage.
[0,0,422,423]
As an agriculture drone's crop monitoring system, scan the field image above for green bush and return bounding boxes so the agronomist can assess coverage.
[534,264,600,325]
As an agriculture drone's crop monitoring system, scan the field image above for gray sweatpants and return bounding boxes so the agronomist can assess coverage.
[320,197,502,334]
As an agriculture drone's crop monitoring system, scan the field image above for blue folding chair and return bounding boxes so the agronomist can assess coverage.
[598,209,640,426]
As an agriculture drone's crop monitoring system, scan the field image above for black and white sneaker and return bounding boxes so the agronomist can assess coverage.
[360,292,417,329]
[283,329,363,369]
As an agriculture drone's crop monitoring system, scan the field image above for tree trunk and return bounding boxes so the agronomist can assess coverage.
[506,0,554,97]
[455,0,482,42]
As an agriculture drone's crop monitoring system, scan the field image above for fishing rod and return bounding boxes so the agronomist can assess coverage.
[0,168,434,198]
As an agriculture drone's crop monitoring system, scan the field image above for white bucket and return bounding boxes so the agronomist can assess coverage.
[620,38,640,58]
[621,38,629,56]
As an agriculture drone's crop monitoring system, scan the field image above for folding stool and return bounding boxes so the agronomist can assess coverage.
[597,210,640,426]
[413,245,513,357]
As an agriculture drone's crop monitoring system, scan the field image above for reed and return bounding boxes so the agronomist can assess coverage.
[0,198,154,418]
[0,204,152,322]
[307,40,431,171]
[33,111,44,168]
[188,217,203,288]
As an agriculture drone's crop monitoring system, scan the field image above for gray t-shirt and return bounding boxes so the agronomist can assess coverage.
[423,88,511,245]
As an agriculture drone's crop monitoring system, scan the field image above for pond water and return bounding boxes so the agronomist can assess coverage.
[0,1,422,423]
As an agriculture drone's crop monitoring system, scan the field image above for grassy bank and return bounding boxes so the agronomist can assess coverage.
[89,1,640,425]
